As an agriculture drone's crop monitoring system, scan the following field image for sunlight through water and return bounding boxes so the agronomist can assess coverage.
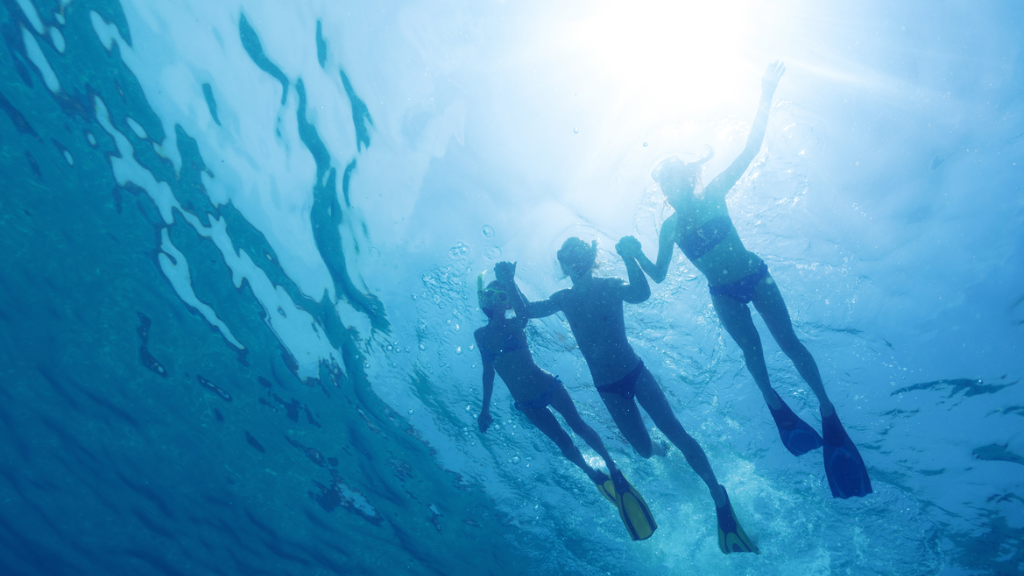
[1,0,1022,574]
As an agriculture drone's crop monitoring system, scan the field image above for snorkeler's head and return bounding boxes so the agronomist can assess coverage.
[652,149,714,206]
[477,274,509,318]
[557,237,598,279]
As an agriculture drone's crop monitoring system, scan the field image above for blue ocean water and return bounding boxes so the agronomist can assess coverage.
[1,0,1022,574]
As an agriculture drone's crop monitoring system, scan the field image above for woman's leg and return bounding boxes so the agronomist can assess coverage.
[598,391,656,459]
[521,405,601,481]
[633,369,726,508]
[710,292,783,410]
[548,386,618,473]
[751,276,835,415]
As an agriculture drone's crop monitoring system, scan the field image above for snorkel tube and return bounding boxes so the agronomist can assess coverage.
[477,270,487,309]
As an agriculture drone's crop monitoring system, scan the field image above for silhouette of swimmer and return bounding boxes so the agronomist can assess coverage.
[516,239,757,553]
[475,261,656,540]
[618,61,871,499]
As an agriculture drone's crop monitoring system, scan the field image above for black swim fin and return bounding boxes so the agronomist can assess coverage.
[595,471,657,541]
[716,485,759,554]
[767,391,823,456]
[822,410,872,498]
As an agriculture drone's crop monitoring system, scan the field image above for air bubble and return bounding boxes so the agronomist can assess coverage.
[455,347,463,355]
[419,343,426,351]
[643,142,648,147]
[482,225,495,238]
[573,128,579,134]
[511,456,520,464]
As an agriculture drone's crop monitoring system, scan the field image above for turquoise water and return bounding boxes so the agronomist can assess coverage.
[1,0,1022,574]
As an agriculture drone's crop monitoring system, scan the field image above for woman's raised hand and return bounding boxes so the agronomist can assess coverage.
[761,60,785,96]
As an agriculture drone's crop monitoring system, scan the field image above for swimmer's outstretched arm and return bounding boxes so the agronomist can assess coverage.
[523,291,563,319]
[617,219,676,283]
[705,60,785,200]
[615,239,652,303]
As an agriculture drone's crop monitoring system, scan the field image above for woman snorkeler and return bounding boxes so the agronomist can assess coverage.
[475,261,656,540]
[617,61,871,499]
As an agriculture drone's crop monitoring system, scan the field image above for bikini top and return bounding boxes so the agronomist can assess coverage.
[478,331,529,364]
[677,215,735,261]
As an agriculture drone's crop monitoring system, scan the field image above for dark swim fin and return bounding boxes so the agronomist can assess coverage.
[716,485,759,554]
[822,410,873,498]
[767,391,823,456]
[599,471,656,541]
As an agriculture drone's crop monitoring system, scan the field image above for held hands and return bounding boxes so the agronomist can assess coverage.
[761,60,785,97]
[494,261,517,285]
[478,409,493,433]
[616,236,642,259]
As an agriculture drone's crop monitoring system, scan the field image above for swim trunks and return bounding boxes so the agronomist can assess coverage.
[514,377,563,411]
[679,216,735,261]
[709,261,769,304]
[596,360,645,400]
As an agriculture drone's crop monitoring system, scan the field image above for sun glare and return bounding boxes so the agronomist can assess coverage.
[569,0,756,118]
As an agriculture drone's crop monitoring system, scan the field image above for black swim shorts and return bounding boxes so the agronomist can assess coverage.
[596,360,645,400]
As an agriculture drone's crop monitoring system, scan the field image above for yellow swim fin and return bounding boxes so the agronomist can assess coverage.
[610,471,657,541]
[716,485,759,554]
[594,472,617,506]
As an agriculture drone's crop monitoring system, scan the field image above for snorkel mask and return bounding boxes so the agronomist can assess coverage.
[557,238,599,279]
[652,148,715,196]
[477,271,509,312]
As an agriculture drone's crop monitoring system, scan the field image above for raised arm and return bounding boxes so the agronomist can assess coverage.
[494,261,530,327]
[615,239,652,304]
[617,219,676,283]
[705,61,785,200]
[495,261,559,320]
